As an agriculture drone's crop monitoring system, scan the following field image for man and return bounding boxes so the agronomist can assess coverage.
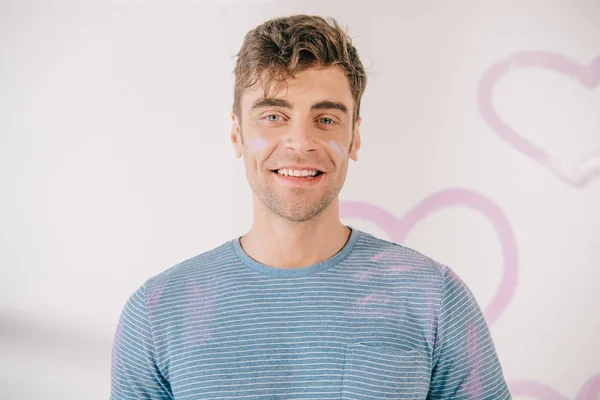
[110,14,511,399]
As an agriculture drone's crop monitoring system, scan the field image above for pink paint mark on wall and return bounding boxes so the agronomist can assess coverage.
[509,374,600,400]
[250,138,269,152]
[340,188,518,328]
[479,51,600,187]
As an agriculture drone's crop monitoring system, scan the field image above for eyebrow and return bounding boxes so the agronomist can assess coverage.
[250,98,348,114]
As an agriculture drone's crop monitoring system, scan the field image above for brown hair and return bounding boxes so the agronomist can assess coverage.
[232,15,367,128]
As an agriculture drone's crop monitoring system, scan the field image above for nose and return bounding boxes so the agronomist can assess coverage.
[283,119,318,153]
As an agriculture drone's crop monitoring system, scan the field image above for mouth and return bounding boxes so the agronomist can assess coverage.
[270,169,325,179]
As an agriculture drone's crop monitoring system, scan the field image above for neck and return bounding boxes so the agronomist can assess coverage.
[239,198,351,269]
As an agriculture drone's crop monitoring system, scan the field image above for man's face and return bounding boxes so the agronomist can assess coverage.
[230,65,361,223]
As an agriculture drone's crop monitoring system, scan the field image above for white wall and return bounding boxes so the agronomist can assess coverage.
[1,0,599,398]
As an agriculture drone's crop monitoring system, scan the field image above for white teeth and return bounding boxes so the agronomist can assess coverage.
[277,169,318,177]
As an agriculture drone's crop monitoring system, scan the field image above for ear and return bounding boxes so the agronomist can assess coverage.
[230,112,243,159]
[348,117,361,161]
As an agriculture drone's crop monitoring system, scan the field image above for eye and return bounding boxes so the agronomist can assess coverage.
[319,117,335,125]
[265,115,281,122]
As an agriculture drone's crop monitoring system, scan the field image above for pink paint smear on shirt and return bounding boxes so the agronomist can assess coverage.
[190,284,217,344]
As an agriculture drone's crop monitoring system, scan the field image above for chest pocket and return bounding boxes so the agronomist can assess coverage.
[340,343,430,400]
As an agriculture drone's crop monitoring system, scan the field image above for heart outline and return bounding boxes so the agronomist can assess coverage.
[478,51,600,187]
[340,188,518,327]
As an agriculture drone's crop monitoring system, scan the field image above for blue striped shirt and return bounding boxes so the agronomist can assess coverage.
[110,226,511,399]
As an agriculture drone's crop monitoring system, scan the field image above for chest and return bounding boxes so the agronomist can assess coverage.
[160,288,433,399]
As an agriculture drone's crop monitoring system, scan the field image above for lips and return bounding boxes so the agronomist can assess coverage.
[270,169,326,186]
[272,164,325,171]
[271,170,324,177]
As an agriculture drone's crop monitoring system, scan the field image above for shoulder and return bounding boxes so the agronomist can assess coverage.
[353,229,450,283]
[142,239,234,294]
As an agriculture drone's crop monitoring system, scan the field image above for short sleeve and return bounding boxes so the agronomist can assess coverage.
[427,267,511,399]
[110,284,172,400]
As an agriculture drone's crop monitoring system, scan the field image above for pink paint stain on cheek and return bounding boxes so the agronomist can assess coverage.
[249,138,269,152]
[328,140,345,158]
[509,374,600,400]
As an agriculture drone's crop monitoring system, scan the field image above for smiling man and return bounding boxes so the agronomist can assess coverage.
[231,63,361,269]
[110,15,511,400]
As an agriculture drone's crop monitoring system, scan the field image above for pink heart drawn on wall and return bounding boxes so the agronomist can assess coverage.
[340,188,518,327]
[509,374,600,400]
[479,51,600,187]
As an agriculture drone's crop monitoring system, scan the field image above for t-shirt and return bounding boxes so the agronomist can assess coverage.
[110,226,511,399]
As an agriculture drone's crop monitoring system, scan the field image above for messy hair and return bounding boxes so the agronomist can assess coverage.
[232,15,367,127]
